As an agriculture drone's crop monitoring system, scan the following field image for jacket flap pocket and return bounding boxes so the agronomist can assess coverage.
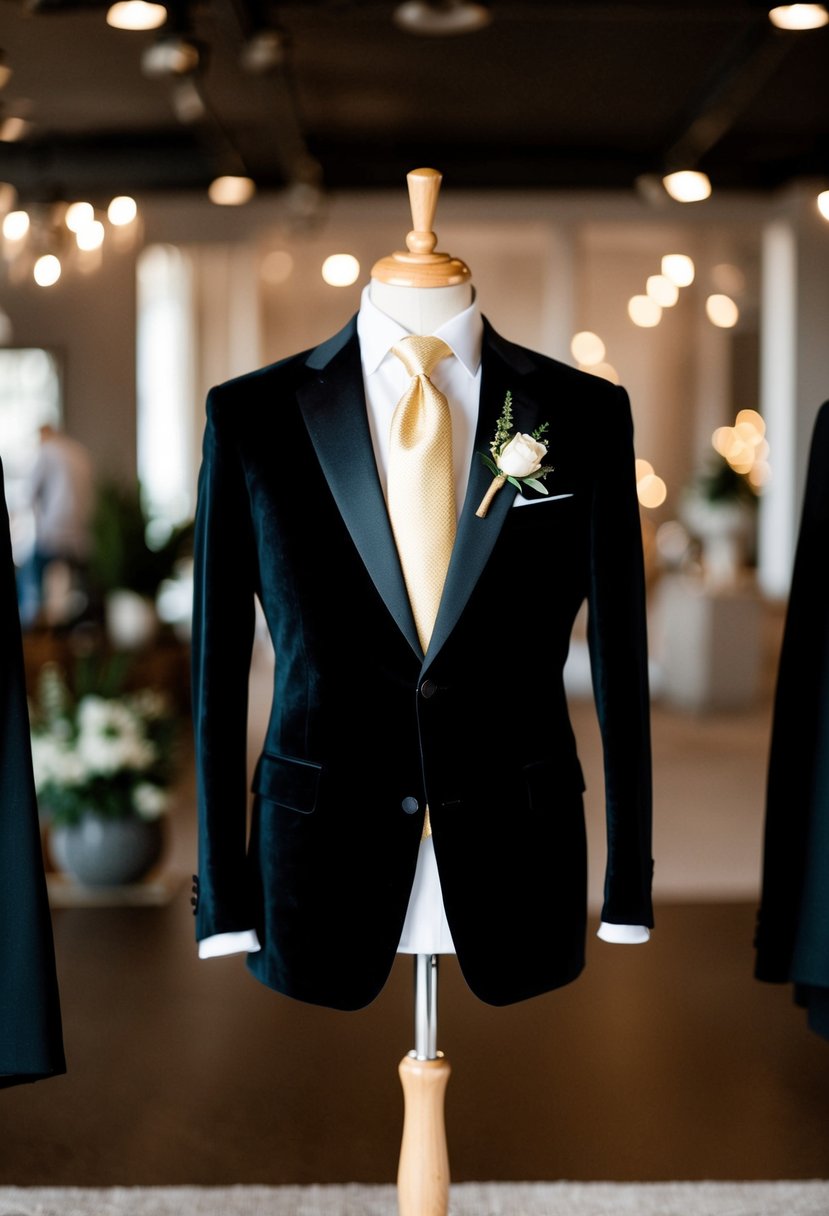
[523,756,586,804]
[251,752,322,815]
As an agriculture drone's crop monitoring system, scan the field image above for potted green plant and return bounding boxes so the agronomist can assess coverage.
[87,480,193,650]
[30,658,179,886]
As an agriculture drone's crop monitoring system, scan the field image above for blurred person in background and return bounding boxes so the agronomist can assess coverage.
[16,423,94,629]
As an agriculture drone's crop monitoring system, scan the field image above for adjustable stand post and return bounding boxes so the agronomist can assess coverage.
[397,953,451,1216]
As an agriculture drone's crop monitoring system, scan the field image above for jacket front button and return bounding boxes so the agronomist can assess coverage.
[420,679,437,699]
[401,796,420,815]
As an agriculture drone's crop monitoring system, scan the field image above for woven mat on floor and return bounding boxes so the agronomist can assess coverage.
[2,1182,829,1216]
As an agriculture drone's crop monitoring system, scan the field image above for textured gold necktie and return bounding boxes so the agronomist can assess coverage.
[388,335,456,840]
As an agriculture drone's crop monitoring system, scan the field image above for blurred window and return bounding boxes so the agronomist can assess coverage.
[136,244,196,528]
[0,347,63,562]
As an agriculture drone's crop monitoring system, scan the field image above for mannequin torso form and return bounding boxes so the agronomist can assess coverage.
[368,280,473,333]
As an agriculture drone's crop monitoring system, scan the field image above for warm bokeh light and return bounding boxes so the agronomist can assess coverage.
[635,459,654,481]
[735,422,762,446]
[706,294,739,328]
[570,330,606,366]
[637,474,667,509]
[106,1,167,30]
[818,190,829,221]
[261,249,294,285]
[2,209,29,240]
[661,253,695,287]
[321,253,361,287]
[768,5,828,30]
[76,220,105,251]
[628,295,662,328]
[65,201,94,233]
[34,254,61,287]
[0,116,30,142]
[646,274,679,307]
[662,170,712,203]
[711,411,768,485]
[207,175,256,205]
[108,196,138,226]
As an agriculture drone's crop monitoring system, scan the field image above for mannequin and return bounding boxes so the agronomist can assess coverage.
[191,165,654,1216]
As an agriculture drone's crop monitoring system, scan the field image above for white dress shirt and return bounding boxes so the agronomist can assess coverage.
[198,286,649,959]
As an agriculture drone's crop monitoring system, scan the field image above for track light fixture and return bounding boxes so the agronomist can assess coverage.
[662,169,712,203]
[393,0,492,36]
[106,1,167,31]
[768,4,829,30]
[207,175,256,205]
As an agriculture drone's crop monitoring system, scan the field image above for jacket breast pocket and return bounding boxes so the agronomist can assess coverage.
[251,751,322,815]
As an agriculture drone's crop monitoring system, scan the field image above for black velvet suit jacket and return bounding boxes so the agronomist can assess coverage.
[0,459,65,1086]
[755,400,829,1039]
[192,315,654,1011]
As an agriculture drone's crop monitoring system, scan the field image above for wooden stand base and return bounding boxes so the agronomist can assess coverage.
[397,1052,451,1216]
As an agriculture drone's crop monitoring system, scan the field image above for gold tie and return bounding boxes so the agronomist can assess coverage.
[388,335,456,840]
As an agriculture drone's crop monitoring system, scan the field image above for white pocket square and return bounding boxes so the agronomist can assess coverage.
[512,492,574,508]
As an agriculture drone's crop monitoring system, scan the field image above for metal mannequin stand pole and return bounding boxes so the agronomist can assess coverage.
[397,953,451,1216]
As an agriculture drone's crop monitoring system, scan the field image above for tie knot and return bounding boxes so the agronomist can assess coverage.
[392,335,452,380]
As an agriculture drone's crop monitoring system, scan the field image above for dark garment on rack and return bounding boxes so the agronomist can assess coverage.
[755,400,829,1040]
[0,458,66,1085]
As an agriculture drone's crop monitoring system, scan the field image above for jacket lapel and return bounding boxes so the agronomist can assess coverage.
[297,315,546,669]
[423,319,543,670]
[297,318,422,658]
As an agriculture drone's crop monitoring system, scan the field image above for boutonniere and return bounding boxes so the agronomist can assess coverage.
[475,391,554,518]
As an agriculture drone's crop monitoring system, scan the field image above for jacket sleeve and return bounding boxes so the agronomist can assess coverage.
[587,385,655,928]
[755,400,829,986]
[191,389,258,940]
[0,461,66,1087]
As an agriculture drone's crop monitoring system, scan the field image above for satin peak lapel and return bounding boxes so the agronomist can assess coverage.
[297,319,421,658]
[424,321,543,669]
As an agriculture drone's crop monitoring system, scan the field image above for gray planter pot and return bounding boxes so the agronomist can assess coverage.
[49,813,164,886]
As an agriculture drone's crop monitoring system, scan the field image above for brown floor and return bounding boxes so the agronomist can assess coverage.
[4,599,828,1186]
[1,898,828,1186]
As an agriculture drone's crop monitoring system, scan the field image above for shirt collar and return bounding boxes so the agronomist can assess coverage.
[356,283,483,379]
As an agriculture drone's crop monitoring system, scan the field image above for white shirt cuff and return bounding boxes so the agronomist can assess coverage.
[596,922,651,944]
[198,929,262,958]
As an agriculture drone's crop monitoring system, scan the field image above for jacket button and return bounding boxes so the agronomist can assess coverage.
[420,679,437,699]
[401,796,420,814]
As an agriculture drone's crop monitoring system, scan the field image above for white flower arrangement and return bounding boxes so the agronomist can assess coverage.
[30,662,178,827]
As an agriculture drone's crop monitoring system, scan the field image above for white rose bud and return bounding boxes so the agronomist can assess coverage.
[496,432,547,479]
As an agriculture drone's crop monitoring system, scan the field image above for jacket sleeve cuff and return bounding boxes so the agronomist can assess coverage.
[198,930,262,958]
[596,922,651,944]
